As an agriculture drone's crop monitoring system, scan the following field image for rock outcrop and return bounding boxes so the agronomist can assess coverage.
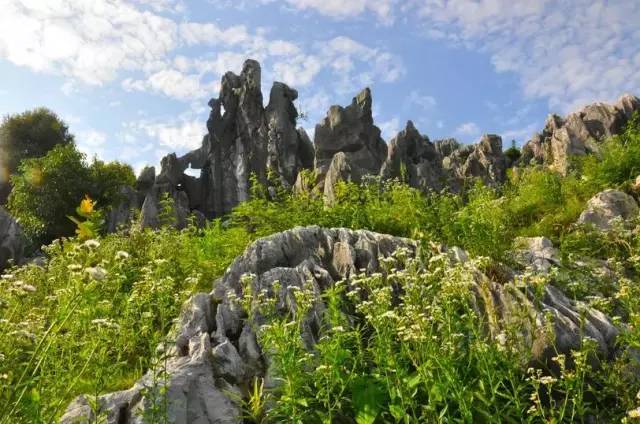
[63,226,619,423]
[139,60,314,228]
[521,94,640,174]
[380,121,446,192]
[313,88,387,190]
[0,207,23,271]
[129,59,638,228]
[577,189,639,230]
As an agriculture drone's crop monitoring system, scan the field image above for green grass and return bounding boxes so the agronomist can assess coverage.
[1,114,640,422]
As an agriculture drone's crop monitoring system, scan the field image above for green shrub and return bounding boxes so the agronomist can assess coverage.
[0,108,75,203]
[8,145,135,248]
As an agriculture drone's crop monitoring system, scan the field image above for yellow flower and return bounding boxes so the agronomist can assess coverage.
[79,195,95,215]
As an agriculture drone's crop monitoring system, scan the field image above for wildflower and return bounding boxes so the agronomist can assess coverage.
[496,331,507,349]
[79,195,95,215]
[539,376,557,385]
[1,274,14,280]
[85,266,107,281]
[115,250,130,260]
[67,264,82,271]
[20,284,36,293]
[91,318,120,330]
[628,407,640,419]
[83,239,100,249]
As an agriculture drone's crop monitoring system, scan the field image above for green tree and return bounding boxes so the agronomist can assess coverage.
[7,144,135,249]
[0,108,75,203]
[88,159,136,209]
[504,139,521,163]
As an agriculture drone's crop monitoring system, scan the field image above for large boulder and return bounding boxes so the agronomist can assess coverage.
[64,227,620,422]
[521,94,640,174]
[0,207,23,271]
[577,189,639,230]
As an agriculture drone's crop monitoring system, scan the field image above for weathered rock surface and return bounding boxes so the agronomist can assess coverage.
[513,236,561,273]
[380,120,446,192]
[0,206,23,271]
[139,60,314,228]
[577,189,639,230]
[63,227,620,423]
[521,94,640,174]
[314,88,387,189]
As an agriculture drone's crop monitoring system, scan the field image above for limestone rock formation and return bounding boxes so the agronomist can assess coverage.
[513,237,561,274]
[138,60,314,228]
[521,94,640,174]
[0,206,23,271]
[63,226,619,423]
[577,189,639,230]
[314,88,387,189]
[380,120,446,192]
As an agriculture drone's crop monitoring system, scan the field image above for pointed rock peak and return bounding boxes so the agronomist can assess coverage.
[353,87,372,111]
[618,93,640,103]
[480,134,502,154]
[241,59,261,90]
[269,82,298,103]
[405,120,416,132]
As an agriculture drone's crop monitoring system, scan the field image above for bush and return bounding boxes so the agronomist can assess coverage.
[8,145,135,248]
[580,111,640,189]
[0,108,74,203]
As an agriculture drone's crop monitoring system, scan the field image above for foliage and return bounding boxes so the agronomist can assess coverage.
[504,139,521,163]
[580,111,640,189]
[7,145,135,248]
[0,108,74,202]
[68,195,105,241]
[241,250,640,422]
[3,116,640,422]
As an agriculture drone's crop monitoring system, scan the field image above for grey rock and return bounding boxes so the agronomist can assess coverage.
[313,88,387,186]
[0,207,23,271]
[521,94,640,174]
[513,237,561,273]
[63,227,620,422]
[380,121,446,192]
[323,152,354,206]
[577,189,639,230]
[139,60,314,227]
[105,186,138,233]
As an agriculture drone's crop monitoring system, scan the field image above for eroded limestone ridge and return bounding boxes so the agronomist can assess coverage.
[521,94,640,174]
[60,226,619,424]
[132,59,640,229]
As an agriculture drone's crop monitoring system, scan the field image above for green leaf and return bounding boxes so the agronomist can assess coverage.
[352,376,385,424]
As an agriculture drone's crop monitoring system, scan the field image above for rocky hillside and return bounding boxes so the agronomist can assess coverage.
[3,59,640,423]
[125,59,640,230]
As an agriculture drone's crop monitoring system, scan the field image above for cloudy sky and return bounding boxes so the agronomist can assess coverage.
[0,0,639,175]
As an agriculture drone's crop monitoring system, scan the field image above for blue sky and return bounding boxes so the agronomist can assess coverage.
[0,0,639,176]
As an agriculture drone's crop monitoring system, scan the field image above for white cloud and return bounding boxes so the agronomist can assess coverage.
[378,117,401,140]
[407,90,437,110]
[267,0,399,24]
[455,122,480,136]
[0,0,178,85]
[500,123,538,144]
[179,22,250,46]
[77,129,108,159]
[124,69,204,100]
[414,0,640,112]
[135,120,205,151]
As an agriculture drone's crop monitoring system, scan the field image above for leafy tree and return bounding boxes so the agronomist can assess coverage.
[504,139,521,163]
[0,108,74,203]
[88,159,136,209]
[7,144,135,248]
